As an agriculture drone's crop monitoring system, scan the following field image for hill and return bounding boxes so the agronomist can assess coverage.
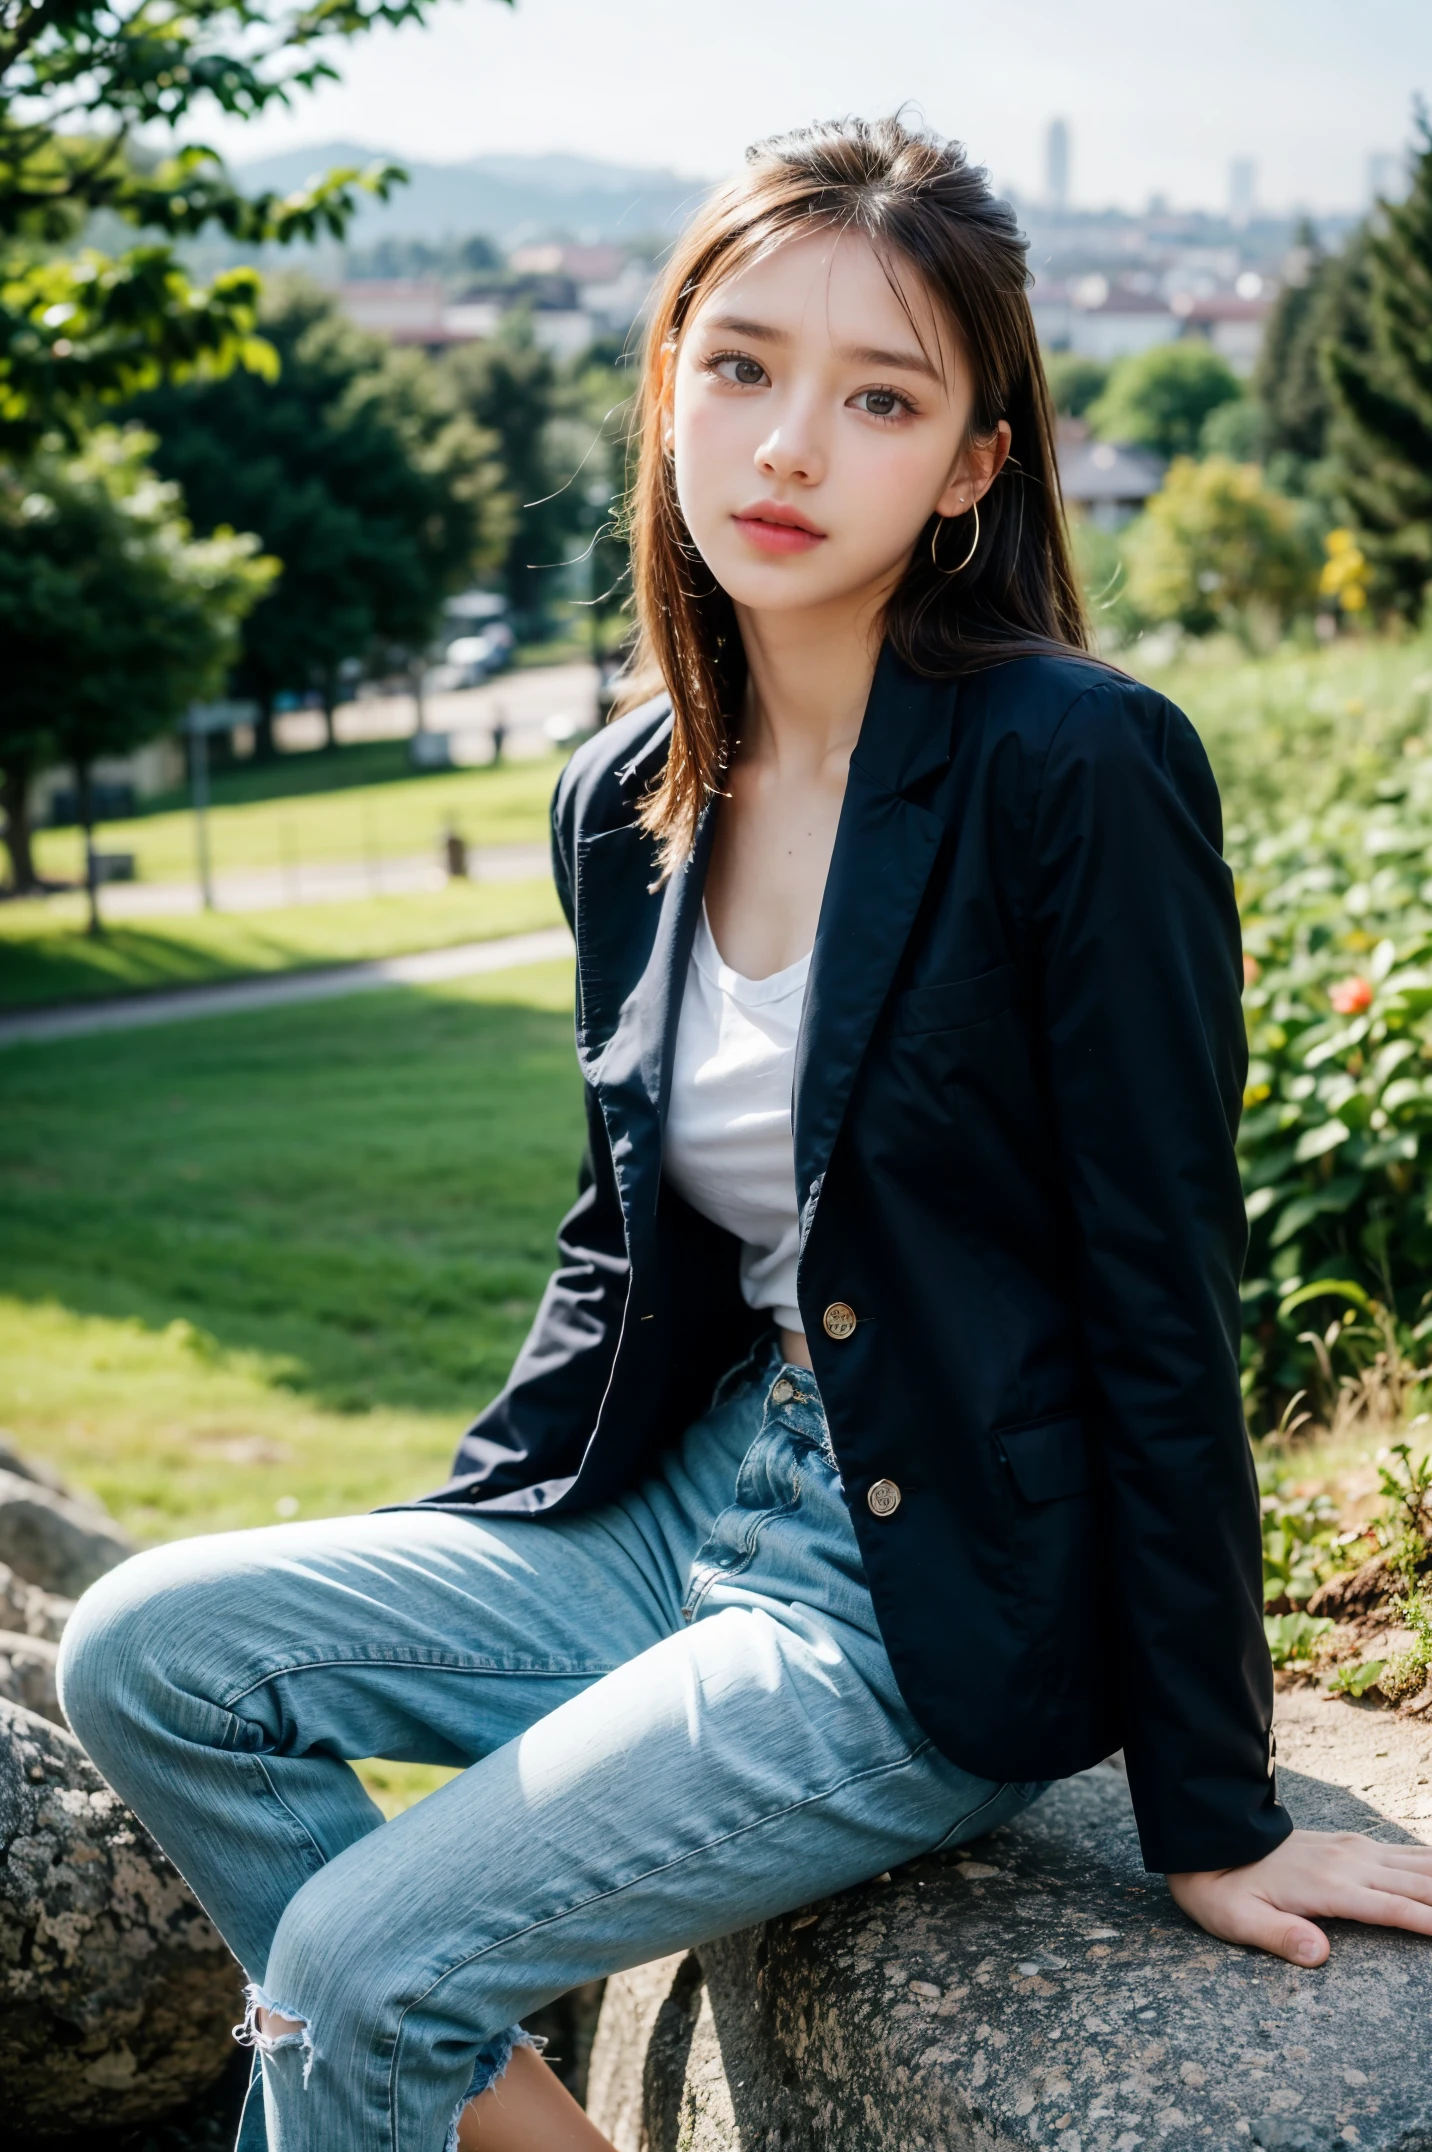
[234,145,711,247]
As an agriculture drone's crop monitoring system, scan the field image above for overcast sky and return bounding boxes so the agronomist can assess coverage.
[199,0,1428,214]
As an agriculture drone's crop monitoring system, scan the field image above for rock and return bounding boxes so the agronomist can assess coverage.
[0,1558,73,1642]
[0,1630,61,1724]
[0,1698,244,2139]
[1305,1547,1430,1623]
[0,1430,69,1494]
[0,1468,134,1598]
[587,1687,1432,2152]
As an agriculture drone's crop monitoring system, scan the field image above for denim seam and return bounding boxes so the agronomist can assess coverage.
[926,1779,1025,1855]
[384,1734,937,2150]
[679,1482,802,1620]
[250,1754,333,1873]
[219,1654,622,1712]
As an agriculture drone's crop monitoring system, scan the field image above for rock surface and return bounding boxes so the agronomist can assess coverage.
[0,1556,75,1641]
[0,1627,62,1723]
[587,1687,1432,2152]
[0,1467,135,1597]
[0,1698,244,2140]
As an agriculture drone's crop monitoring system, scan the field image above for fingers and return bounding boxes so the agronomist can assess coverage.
[1323,1884,1432,1935]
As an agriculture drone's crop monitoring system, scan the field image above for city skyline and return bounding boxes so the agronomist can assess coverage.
[185,0,1429,217]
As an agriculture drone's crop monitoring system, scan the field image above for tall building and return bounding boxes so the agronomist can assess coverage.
[1045,119,1070,212]
[1229,158,1257,225]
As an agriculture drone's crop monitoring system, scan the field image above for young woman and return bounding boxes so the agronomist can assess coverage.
[60,116,1432,2152]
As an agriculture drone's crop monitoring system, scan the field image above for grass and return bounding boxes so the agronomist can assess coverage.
[2,959,583,1813]
[1134,627,1432,826]
[30,744,564,889]
[0,879,564,1009]
[0,959,584,1532]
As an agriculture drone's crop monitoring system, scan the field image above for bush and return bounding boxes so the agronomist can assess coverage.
[1087,341,1243,459]
[1043,353,1110,419]
[1234,760,1432,1416]
[1123,455,1320,642]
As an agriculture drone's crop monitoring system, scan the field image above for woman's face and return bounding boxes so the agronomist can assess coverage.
[670,227,1008,620]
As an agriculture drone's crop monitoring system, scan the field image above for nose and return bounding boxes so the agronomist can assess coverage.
[755,394,825,487]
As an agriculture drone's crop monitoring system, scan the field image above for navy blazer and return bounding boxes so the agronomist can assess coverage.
[418,645,1290,1876]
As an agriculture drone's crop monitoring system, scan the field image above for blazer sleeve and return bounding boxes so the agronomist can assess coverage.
[1029,675,1290,1875]
[438,769,631,1498]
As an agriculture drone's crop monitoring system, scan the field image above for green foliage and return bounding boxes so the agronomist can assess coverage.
[442,315,607,629]
[1329,1657,1386,1696]
[1087,341,1242,459]
[134,282,511,730]
[1122,455,1320,640]
[1198,396,1266,462]
[1263,1609,1334,1667]
[1260,1481,1346,1607]
[1255,223,1374,482]
[0,0,490,447]
[1042,352,1110,419]
[1326,113,1432,619]
[1234,769,1432,1404]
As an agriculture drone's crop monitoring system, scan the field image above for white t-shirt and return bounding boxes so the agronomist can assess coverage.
[661,906,811,1335]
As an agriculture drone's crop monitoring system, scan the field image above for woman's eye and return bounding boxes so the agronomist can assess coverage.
[851,387,910,420]
[709,353,768,387]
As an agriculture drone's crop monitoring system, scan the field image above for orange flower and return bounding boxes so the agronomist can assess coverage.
[1242,952,1261,985]
[1329,975,1373,1015]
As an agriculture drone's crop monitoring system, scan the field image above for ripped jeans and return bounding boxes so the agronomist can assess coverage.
[58,1339,1044,2152]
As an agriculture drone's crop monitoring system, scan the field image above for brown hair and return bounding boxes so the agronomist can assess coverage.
[621,113,1090,874]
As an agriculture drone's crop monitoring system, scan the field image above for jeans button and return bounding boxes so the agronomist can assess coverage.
[771,1378,795,1405]
[867,1478,902,1518]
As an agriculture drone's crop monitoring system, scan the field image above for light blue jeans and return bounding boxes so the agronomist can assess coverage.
[58,1339,1043,2152]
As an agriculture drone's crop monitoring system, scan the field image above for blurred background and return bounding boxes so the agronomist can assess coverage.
[5,0,1432,1815]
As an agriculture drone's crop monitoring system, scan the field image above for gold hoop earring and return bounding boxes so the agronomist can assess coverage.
[931,498,980,575]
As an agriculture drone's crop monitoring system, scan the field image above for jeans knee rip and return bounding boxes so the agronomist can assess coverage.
[445,2027,546,2152]
[235,1983,316,2089]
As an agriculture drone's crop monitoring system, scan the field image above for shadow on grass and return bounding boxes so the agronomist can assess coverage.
[0,976,586,1425]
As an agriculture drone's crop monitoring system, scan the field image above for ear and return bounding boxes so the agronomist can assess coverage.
[934,419,1013,519]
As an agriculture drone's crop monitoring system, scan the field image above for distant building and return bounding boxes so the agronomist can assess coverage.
[1171,291,1273,375]
[1057,277,1182,359]
[509,242,626,282]
[1228,159,1257,228]
[1056,423,1164,530]
[337,281,502,347]
[1046,119,1070,212]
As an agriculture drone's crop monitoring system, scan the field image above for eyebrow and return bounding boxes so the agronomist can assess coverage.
[706,313,942,382]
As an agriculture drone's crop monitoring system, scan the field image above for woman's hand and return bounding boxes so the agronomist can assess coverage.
[1168,1829,1432,1964]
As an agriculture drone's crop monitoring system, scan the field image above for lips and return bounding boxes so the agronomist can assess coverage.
[731,500,827,555]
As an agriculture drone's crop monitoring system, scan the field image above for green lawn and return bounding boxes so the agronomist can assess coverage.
[31,743,564,888]
[0,878,564,1009]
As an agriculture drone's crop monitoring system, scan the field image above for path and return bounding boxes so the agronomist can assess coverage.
[0,926,575,1050]
[273,662,599,759]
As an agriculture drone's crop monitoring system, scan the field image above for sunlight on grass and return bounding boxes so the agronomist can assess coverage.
[355,1759,462,1818]
[30,750,565,888]
[0,877,564,1009]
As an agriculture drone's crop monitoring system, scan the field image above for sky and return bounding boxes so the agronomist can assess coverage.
[197,0,1430,215]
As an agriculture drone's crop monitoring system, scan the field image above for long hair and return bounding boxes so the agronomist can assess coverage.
[621,115,1090,876]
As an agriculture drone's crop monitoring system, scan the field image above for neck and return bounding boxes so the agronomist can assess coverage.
[732,587,886,769]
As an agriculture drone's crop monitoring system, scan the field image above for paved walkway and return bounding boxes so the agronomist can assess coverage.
[0,926,575,1049]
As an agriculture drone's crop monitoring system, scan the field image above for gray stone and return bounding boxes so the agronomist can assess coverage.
[0,1629,61,1724]
[587,1688,1432,2151]
[0,1466,134,1597]
[0,1558,73,1642]
[0,1697,243,2139]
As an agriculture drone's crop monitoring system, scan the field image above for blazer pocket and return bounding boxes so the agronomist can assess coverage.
[890,962,1015,1036]
[996,1414,1093,1504]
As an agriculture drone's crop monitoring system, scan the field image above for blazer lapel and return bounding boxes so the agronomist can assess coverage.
[794,649,958,1228]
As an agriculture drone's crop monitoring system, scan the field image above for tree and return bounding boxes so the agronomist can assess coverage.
[1042,353,1110,419]
[0,427,273,917]
[0,0,503,450]
[1121,454,1320,643]
[442,314,592,631]
[1255,223,1374,476]
[1087,341,1243,460]
[134,281,511,753]
[1326,113,1432,619]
